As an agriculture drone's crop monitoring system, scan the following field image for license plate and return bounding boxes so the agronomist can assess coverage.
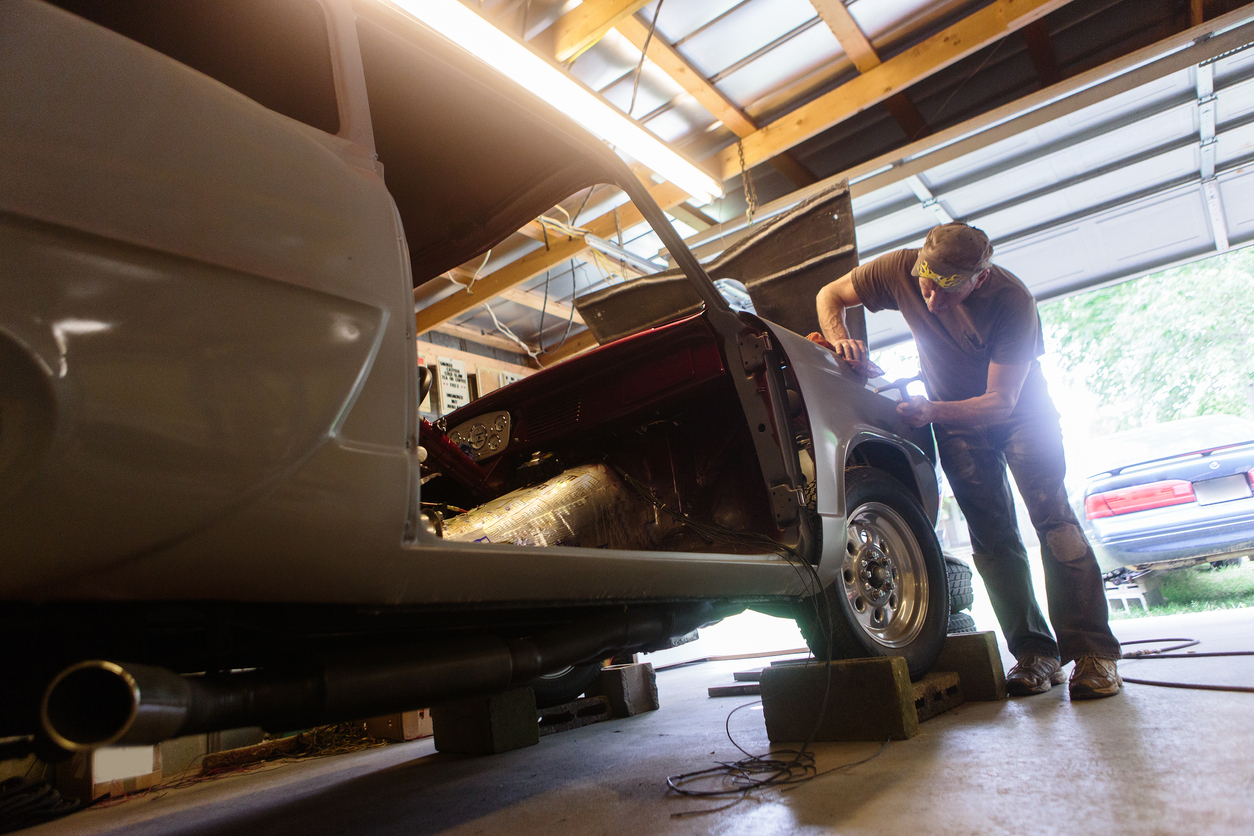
[1194,474,1254,506]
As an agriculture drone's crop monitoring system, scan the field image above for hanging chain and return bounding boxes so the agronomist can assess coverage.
[737,140,758,225]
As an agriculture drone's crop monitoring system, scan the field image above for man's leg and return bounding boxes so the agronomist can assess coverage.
[1002,414,1122,666]
[935,425,1058,660]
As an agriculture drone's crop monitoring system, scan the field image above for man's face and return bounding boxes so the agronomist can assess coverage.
[919,270,986,313]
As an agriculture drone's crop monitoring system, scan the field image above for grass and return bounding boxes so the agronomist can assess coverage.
[1109,559,1254,618]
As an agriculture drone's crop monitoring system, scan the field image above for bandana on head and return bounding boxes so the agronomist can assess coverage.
[915,259,969,289]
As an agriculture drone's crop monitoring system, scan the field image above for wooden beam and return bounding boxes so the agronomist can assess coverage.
[496,287,585,325]
[585,181,689,239]
[428,322,541,358]
[682,8,1254,258]
[667,202,716,231]
[811,1,933,142]
[551,0,652,63]
[1191,0,1205,27]
[615,13,816,187]
[538,329,600,365]
[811,0,879,73]
[1023,19,1062,87]
[743,0,973,126]
[415,236,589,335]
[615,13,757,136]
[716,0,1074,180]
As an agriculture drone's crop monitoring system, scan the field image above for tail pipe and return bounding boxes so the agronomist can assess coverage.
[39,602,733,751]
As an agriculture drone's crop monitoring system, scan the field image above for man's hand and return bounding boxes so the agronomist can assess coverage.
[806,332,871,374]
[896,395,935,427]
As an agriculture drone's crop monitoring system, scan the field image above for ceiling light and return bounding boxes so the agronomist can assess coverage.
[384,0,724,203]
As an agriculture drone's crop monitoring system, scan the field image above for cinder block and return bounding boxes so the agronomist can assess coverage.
[432,688,539,754]
[537,695,612,736]
[913,671,963,721]
[931,631,1006,701]
[586,663,659,717]
[760,657,918,743]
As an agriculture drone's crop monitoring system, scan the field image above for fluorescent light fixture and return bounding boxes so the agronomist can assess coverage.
[385,0,724,203]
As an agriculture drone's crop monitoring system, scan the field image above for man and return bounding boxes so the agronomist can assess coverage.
[811,222,1122,699]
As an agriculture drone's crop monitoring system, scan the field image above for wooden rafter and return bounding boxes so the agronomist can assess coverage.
[415,235,589,335]
[414,179,688,337]
[715,0,1074,181]
[614,13,816,187]
[1022,19,1062,87]
[496,287,585,325]
[538,330,600,366]
[549,0,652,63]
[811,0,879,72]
[426,322,541,360]
[811,0,932,140]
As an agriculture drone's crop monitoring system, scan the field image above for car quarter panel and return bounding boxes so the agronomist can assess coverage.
[1,0,415,595]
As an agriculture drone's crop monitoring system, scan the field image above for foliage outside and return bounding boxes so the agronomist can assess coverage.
[1108,560,1254,619]
[1038,247,1254,436]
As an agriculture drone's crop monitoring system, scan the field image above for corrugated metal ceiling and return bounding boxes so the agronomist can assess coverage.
[418,0,1254,359]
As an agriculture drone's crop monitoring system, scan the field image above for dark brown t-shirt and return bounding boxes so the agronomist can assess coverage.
[851,249,1055,419]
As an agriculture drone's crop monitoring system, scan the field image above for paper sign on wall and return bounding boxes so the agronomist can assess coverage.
[437,357,470,414]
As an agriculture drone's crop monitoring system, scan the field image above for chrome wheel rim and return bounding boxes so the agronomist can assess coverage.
[843,501,929,648]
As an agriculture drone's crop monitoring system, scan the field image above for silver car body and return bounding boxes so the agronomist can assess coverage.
[2,0,936,608]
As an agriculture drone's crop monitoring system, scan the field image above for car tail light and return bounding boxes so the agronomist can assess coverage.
[1084,479,1195,519]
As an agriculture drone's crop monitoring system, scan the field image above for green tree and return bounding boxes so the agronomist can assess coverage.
[1039,247,1254,434]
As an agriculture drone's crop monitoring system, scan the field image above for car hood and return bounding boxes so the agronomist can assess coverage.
[357,1,668,285]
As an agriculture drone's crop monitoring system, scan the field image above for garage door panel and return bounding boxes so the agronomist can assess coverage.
[1217,168,1254,238]
[1093,189,1211,265]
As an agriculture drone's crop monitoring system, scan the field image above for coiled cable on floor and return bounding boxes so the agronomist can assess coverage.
[0,778,81,834]
[1120,638,1254,693]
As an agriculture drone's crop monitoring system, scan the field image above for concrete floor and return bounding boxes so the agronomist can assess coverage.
[27,608,1254,836]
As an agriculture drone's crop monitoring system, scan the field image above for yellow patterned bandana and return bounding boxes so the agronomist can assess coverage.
[915,259,969,289]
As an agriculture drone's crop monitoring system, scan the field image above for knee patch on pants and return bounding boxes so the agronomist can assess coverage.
[1044,524,1090,564]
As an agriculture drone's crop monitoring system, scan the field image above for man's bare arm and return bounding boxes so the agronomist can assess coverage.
[811,273,870,372]
[896,361,1030,428]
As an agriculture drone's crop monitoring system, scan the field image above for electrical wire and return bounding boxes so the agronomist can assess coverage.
[622,446,866,816]
[0,778,83,834]
[920,37,1006,139]
[628,0,666,119]
[483,300,542,362]
[1118,638,1254,693]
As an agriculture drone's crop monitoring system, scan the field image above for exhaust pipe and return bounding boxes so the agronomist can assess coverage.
[40,603,733,751]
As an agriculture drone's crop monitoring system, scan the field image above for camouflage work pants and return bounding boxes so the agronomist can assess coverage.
[935,411,1122,663]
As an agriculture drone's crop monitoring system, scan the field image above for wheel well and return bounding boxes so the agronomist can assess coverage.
[846,441,922,506]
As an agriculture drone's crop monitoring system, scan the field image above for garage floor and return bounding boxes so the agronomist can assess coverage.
[25,609,1254,836]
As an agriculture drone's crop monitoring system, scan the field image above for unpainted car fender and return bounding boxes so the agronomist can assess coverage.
[764,324,939,584]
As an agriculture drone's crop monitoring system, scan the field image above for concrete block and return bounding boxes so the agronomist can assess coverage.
[586,663,659,717]
[931,631,1006,701]
[913,671,963,722]
[432,688,539,755]
[537,695,612,736]
[760,657,918,743]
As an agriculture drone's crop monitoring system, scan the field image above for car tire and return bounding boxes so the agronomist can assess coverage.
[526,662,603,708]
[945,554,975,614]
[797,467,949,679]
[947,612,977,634]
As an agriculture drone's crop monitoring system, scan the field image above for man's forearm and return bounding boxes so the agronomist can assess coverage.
[816,286,852,345]
[902,391,1017,428]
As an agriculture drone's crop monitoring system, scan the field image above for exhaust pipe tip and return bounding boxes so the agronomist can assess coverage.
[41,661,141,752]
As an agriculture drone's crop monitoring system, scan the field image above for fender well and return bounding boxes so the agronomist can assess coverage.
[846,439,923,508]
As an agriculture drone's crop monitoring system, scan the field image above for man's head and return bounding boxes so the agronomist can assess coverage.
[911,223,993,313]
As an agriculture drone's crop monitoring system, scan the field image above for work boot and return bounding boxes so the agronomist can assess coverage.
[1069,656,1122,700]
[1005,653,1064,696]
